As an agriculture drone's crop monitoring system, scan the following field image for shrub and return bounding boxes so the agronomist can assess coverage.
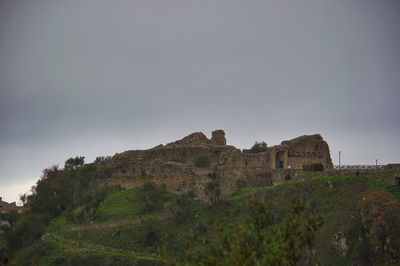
[175,190,195,224]
[194,155,210,167]
[179,199,324,265]
[94,156,112,164]
[202,138,213,144]
[64,156,85,171]
[138,219,161,247]
[204,181,220,203]
[303,163,324,171]
[5,213,51,250]
[249,141,268,153]
[133,183,168,215]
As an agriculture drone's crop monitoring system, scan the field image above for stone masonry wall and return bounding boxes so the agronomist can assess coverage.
[105,130,332,202]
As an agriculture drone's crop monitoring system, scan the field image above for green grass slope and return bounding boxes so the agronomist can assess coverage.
[11,174,400,265]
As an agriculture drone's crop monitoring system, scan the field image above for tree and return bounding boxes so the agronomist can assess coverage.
[94,156,112,164]
[19,194,27,207]
[249,141,268,153]
[180,199,323,265]
[175,190,196,224]
[5,213,50,250]
[63,156,85,207]
[133,183,168,215]
[204,181,220,204]
[40,164,59,180]
[80,185,120,222]
[64,156,85,171]
[27,172,73,217]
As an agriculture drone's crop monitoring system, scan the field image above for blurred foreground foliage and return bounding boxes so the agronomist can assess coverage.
[168,198,324,265]
[0,155,117,264]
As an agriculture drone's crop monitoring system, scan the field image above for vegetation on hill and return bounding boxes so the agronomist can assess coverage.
[193,155,210,167]
[1,156,399,265]
[249,141,268,153]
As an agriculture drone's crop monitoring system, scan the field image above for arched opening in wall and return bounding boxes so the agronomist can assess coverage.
[395,177,400,186]
[284,175,292,182]
[276,152,284,168]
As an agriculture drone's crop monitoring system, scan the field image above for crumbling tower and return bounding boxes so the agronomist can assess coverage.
[211,130,226,145]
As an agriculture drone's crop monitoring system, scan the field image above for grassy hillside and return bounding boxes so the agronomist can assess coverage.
[3,173,400,265]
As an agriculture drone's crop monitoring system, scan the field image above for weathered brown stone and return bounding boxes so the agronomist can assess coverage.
[266,134,333,170]
[211,130,226,145]
[166,132,208,146]
[105,130,332,201]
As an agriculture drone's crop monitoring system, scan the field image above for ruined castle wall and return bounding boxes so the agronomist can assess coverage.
[108,144,272,201]
[287,156,328,170]
[106,130,333,202]
[265,135,333,170]
[284,134,333,169]
[211,129,226,145]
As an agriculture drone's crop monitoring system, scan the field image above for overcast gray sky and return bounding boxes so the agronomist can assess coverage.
[1,0,399,203]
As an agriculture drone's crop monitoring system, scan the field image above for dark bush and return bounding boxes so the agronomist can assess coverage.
[5,213,51,250]
[303,163,324,171]
[138,220,161,247]
[64,156,85,171]
[249,141,268,153]
[204,181,220,203]
[179,199,324,265]
[175,190,196,224]
[94,156,112,164]
[133,183,168,215]
[194,155,210,167]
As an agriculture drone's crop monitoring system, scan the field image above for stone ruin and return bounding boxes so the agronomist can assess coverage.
[104,130,333,201]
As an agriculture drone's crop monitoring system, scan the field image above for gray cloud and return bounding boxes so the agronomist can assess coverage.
[1,0,399,202]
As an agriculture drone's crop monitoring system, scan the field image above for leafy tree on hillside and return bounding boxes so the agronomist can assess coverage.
[249,141,268,153]
[133,183,168,215]
[81,185,121,222]
[180,199,323,265]
[64,156,85,171]
[94,156,112,164]
[27,167,73,217]
[5,213,50,250]
[0,211,21,227]
[175,190,196,224]
[204,181,220,204]
[63,156,87,207]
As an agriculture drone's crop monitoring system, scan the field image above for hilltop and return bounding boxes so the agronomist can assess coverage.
[5,174,400,265]
[1,130,399,265]
[103,130,333,201]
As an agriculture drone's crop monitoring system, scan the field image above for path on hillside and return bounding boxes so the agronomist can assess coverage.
[68,217,141,231]
[55,214,162,232]
[43,232,164,262]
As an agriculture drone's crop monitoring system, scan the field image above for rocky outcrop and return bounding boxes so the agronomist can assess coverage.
[267,134,333,170]
[211,130,226,145]
[104,130,332,201]
[166,132,208,146]
[332,232,349,257]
